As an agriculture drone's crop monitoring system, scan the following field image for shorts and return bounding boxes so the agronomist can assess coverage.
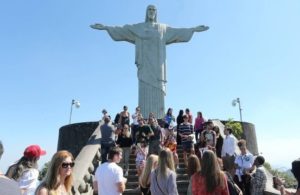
[182,141,194,152]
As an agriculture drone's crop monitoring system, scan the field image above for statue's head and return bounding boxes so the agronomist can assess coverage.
[145,5,157,22]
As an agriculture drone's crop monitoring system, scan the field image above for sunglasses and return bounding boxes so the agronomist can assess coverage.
[61,162,75,168]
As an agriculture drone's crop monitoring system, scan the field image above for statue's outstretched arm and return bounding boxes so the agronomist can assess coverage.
[193,25,209,32]
[90,23,108,30]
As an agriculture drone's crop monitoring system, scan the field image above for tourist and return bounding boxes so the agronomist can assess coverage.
[214,126,224,158]
[191,150,229,195]
[200,120,216,152]
[6,145,46,195]
[234,139,254,195]
[118,105,130,127]
[100,116,117,163]
[135,117,154,145]
[113,113,120,125]
[139,154,158,195]
[176,109,184,145]
[221,127,237,157]
[222,155,243,195]
[148,117,162,155]
[116,124,133,176]
[185,108,193,124]
[131,106,142,144]
[194,111,206,142]
[164,108,175,129]
[0,141,21,195]
[273,158,300,195]
[248,155,267,195]
[101,109,110,120]
[35,150,74,195]
[135,140,148,177]
[291,159,300,194]
[178,114,194,166]
[150,149,178,195]
[187,154,201,195]
[93,147,127,195]
[163,125,179,169]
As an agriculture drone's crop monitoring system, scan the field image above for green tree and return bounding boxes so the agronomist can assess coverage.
[39,161,50,181]
[225,118,243,139]
[264,162,297,188]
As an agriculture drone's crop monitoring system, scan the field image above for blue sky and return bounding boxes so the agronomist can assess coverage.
[1,0,299,172]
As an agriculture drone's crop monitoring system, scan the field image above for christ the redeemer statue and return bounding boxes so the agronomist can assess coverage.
[91,5,209,119]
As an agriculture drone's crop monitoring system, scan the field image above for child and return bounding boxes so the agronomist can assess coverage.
[135,140,148,177]
[164,125,179,169]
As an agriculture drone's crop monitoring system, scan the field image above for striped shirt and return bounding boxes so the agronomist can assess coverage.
[178,123,193,143]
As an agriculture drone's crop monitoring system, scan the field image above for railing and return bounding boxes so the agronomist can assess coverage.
[71,122,102,195]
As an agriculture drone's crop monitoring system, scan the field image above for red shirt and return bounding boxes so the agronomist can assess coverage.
[192,172,229,195]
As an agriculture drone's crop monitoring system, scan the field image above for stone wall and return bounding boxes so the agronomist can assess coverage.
[57,122,99,158]
[241,121,259,155]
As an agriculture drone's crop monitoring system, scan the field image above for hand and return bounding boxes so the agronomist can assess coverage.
[194,25,209,32]
[90,23,106,30]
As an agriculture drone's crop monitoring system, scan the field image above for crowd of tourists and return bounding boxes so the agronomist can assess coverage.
[93,106,300,195]
[0,106,299,195]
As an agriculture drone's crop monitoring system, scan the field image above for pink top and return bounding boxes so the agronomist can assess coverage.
[194,117,205,131]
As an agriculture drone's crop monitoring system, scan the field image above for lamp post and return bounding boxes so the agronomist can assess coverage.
[232,97,243,122]
[69,99,80,124]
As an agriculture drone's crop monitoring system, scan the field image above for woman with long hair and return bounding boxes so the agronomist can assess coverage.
[35,150,74,195]
[6,145,46,195]
[150,149,178,195]
[192,150,229,195]
[187,154,201,195]
[139,154,158,195]
[164,108,175,129]
[176,109,184,145]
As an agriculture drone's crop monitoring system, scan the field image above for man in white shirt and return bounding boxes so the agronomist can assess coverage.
[94,147,127,195]
[221,127,237,157]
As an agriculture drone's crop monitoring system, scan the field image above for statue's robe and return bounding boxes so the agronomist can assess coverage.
[105,22,195,118]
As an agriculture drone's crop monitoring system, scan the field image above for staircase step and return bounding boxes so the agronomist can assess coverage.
[121,144,192,195]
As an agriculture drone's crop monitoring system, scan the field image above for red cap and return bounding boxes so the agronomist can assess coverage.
[23,145,46,158]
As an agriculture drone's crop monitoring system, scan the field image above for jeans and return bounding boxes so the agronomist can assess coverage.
[101,141,115,163]
[121,147,131,170]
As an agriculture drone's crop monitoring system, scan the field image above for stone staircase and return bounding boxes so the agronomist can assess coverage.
[123,145,189,195]
[62,121,280,195]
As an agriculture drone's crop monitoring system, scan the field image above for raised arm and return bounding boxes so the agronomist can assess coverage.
[193,25,209,32]
[90,23,108,30]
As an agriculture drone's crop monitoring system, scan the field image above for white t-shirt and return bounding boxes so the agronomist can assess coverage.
[17,168,39,195]
[95,162,125,195]
[132,113,139,125]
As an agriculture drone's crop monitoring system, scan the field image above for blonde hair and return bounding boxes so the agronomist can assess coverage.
[36,150,74,195]
[157,149,175,179]
[139,154,158,187]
